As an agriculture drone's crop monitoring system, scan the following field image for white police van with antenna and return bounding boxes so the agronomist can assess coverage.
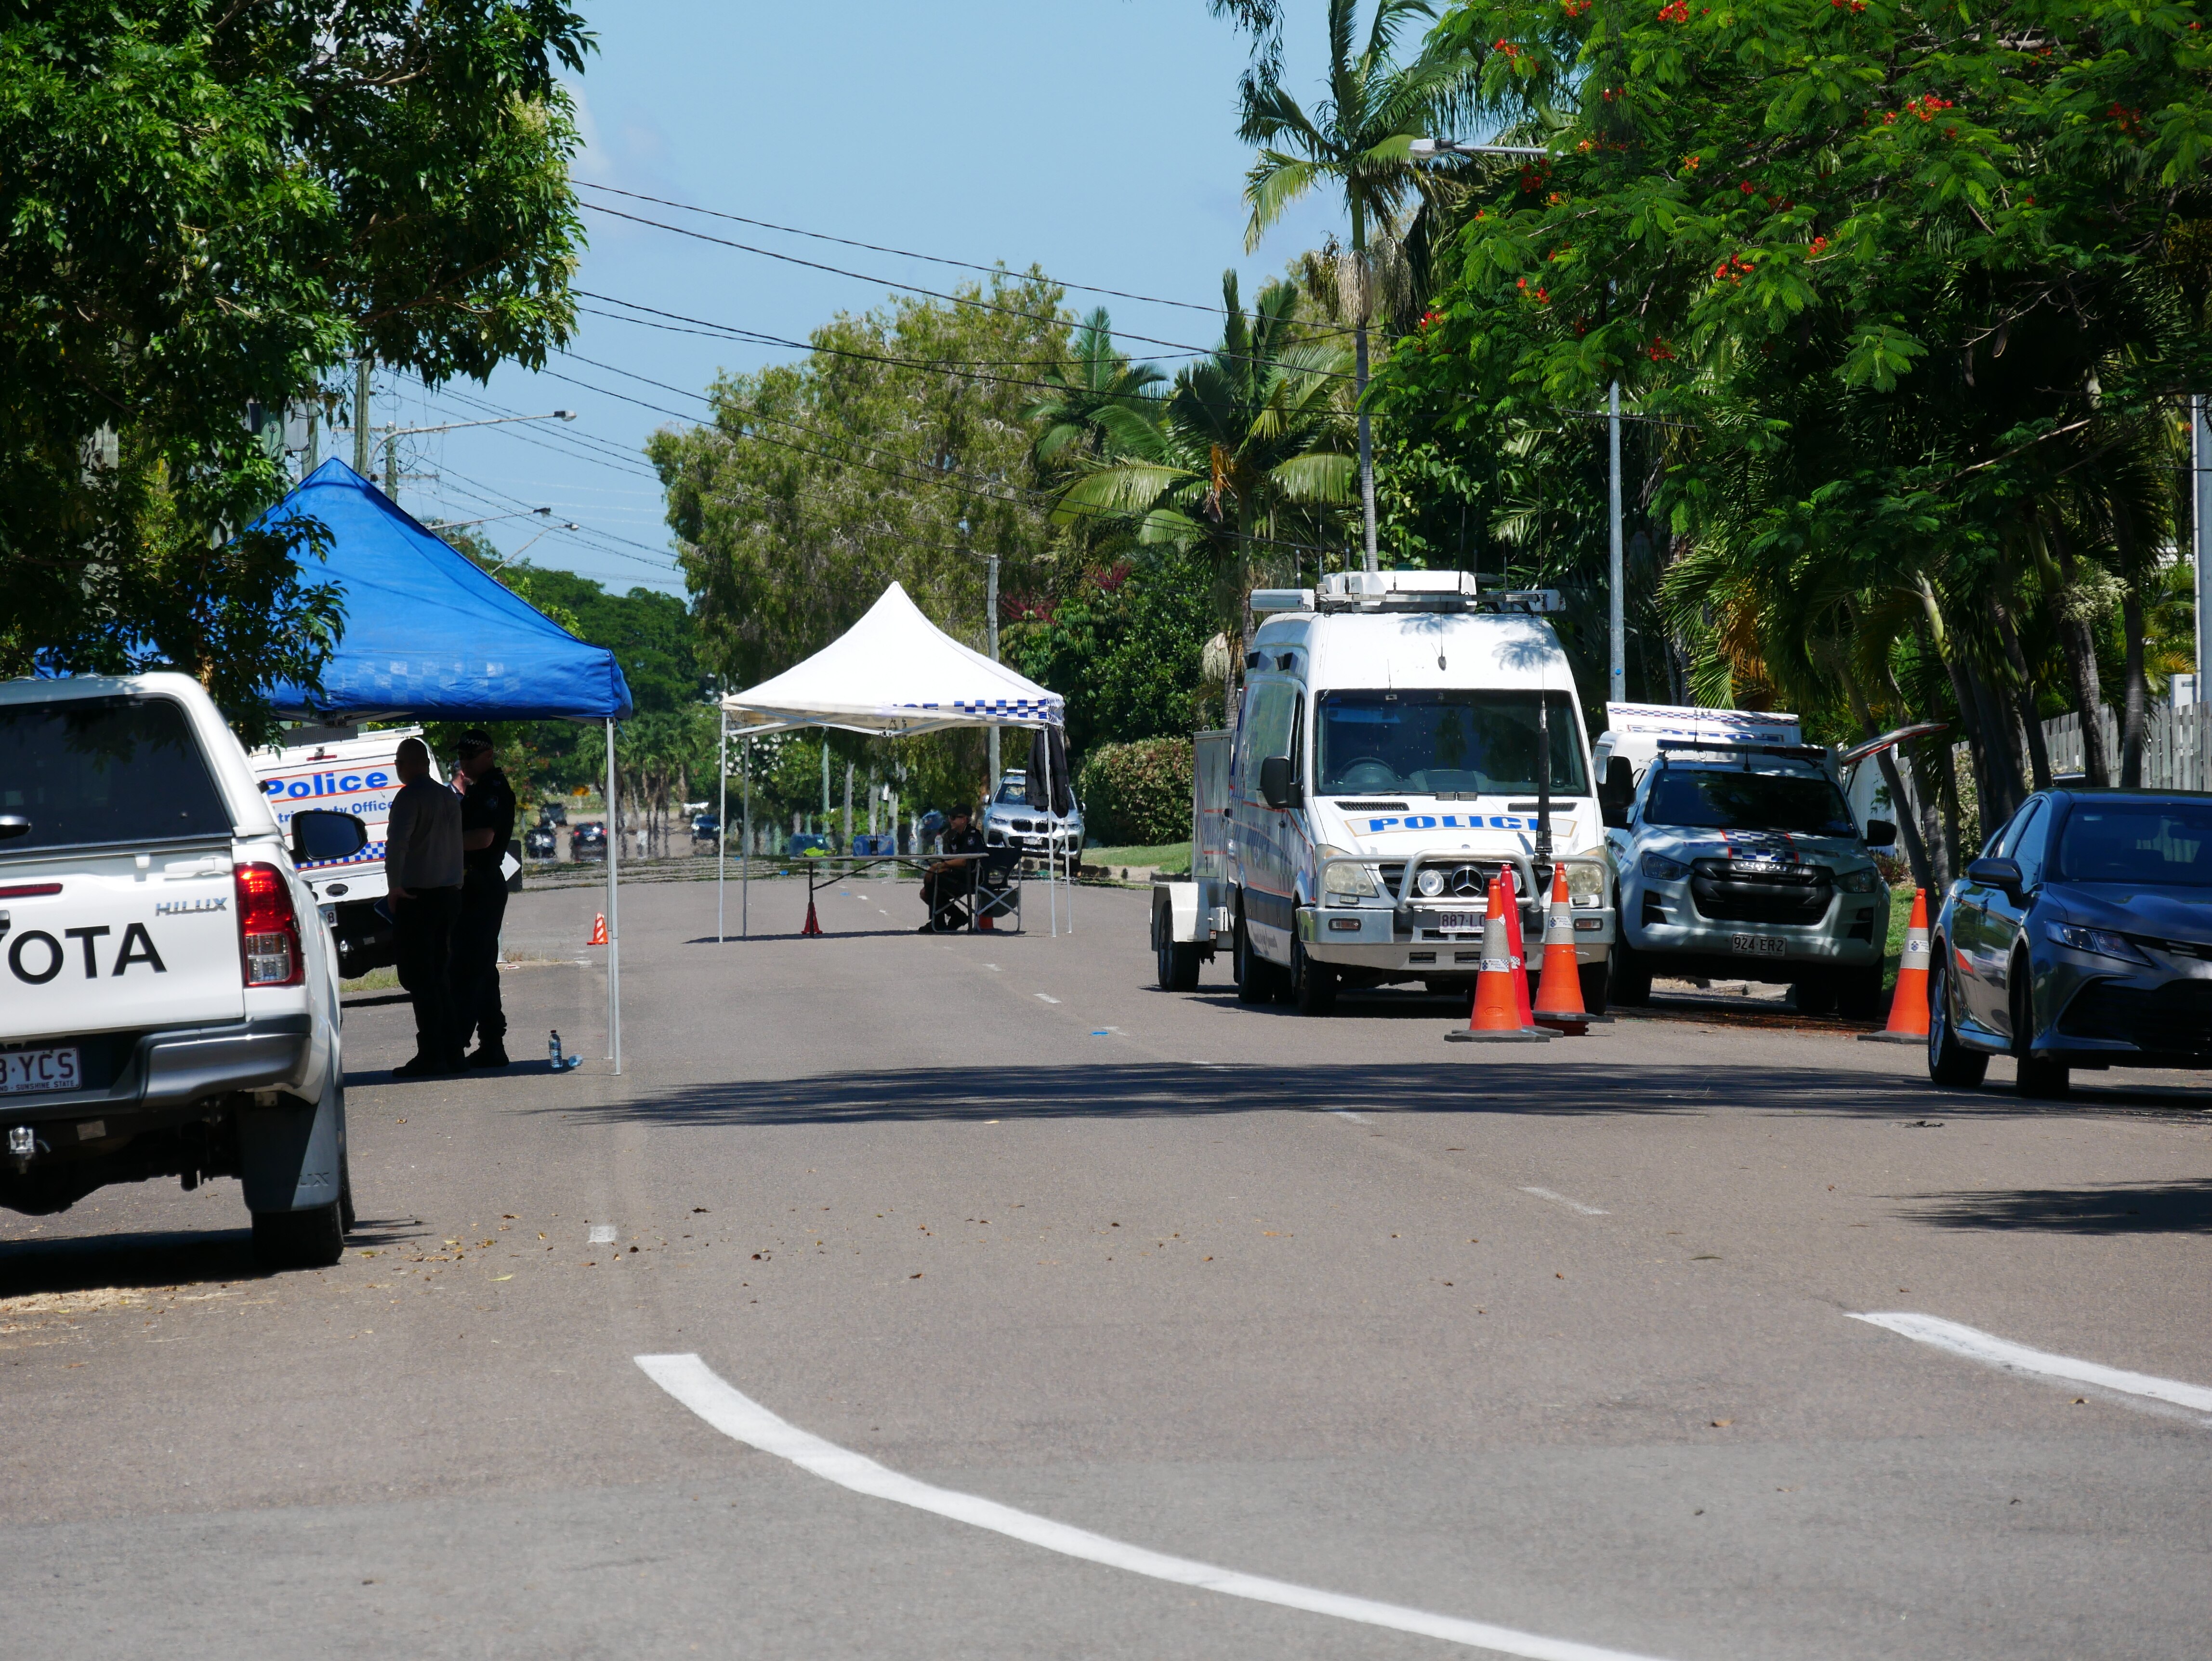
[1152,570,1615,1013]
[1593,704,1895,1015]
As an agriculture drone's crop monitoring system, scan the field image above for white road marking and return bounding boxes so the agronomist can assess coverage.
[1850,1312,2212,1419]
[633,1354,1680,1661]
[1035,994,1061,1004]
[1520,1187,1607,1217]
[588,1224,617,1245]
[1330,1109,1370,1123]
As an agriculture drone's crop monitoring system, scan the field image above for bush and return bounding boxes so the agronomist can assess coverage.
[1079,736,1195,846]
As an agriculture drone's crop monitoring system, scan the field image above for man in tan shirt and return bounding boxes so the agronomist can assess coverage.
[384,737,465,1076]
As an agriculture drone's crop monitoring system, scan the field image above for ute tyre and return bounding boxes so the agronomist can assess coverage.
[1291,926,1338,1015]
[1158,939,1201,992]
[1925,952,1988,1089]
[252,1200,344,1270]
[1837,962,1886,1021]
[1578,962,1610,1016]
[1608,936,1652,1007]
[1791,976,1838,1016]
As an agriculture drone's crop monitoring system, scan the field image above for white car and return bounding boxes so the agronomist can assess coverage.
[981,769,1083,862]
[0,672,355,1266]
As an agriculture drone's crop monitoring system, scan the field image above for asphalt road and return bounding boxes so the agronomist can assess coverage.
[4,871,2209,1660]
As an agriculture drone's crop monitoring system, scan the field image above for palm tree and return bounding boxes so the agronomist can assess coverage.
[1239,0,1472,571]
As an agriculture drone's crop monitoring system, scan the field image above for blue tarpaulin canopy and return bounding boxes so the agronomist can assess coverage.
[261,459,633,723]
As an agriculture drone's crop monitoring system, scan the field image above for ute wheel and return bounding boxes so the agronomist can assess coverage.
[252,1200,344,1270]
[2012,967,2070,1099]
[1291,924,1337,1015]
[1153,897,1201,991]
[1578,961,1610,1016]
[1608,936,1652,1007]
[1791,976,1838,1016]
[1926,950,1988,1089]
[1837,961,1886,1021]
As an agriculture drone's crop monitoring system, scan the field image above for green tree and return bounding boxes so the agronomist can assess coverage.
[0,0,591,734]
[1238,0,1474,569]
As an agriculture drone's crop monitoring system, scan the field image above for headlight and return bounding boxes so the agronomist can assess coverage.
[1565,861,1605,907]
[1640,851,1689,881]
[1315,843,1379,898]
[1838,867,1882,894]
[1416,868,1445,897]
[2045,921,2151,964]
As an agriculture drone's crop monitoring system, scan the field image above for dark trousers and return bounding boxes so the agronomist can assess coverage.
[394,886,461,1065]
[921,869,973,928]
[454,872,508,1052]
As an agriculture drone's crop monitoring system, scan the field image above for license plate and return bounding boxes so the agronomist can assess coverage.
[1729,934,1786,958]
[1431,912,1484,932]
[0,1047,81,1094]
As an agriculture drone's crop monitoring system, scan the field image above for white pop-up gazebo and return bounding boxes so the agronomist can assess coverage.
[715,582,1069,934]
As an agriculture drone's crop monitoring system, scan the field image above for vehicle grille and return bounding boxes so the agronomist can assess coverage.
[2057,979,2212,1054]
[1688,857,1832,924]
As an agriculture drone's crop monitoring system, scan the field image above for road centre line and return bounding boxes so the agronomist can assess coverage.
[1330,1109,1371,1123]
[1520,1187,1608,1217]
[633,1354,1681,1661]
[1036,994,1061,1004]
[588,1223,617,1244]
[1850,1313,2212,1420]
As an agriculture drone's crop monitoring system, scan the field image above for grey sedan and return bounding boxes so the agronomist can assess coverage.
[1929,788,2212,1097]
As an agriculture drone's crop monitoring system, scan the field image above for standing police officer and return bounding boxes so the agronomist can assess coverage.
[452,731,516,1069]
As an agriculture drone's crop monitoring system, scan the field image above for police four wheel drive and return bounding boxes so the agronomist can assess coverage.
[0,672,355,1267]
[1153,570,1616,1013]
[1594,704,1895,1017]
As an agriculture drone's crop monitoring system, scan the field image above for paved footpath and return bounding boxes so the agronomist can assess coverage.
[4,872,2208,1660]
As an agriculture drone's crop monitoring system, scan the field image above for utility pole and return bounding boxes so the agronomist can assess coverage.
[2196,395,2210,698]
[986,551,1002,788]
[352,361,371,475]
[1608,380,1626,707]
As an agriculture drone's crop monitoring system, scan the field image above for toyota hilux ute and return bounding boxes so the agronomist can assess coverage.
[0,672,356,1266]
[1594,703,1896,1016]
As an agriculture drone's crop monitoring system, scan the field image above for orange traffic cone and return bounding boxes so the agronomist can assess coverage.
[586,912,607,946]
[1501,865,1536,1028]
[1859,886,1930,1043]
[1533,863,1611,1032]
[1447,874,1551,1043]
[800,896,824,937]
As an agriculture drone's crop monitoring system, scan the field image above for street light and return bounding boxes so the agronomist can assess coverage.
[1411,134,1623,702]
[330,409,579,494]
[487,521,579,573]
[423,507,556,533]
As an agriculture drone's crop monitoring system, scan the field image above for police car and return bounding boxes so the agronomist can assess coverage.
[1595,705,1894,1016]
[0,672,355,1266]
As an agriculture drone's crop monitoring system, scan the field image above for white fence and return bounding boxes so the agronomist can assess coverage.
[2041,701,2212,791]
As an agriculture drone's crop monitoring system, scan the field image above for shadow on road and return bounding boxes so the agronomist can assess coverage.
[1908,1179,2212,1234]
[0,1214,419,1297]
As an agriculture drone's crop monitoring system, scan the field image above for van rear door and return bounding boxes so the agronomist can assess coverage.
[0,696,249,1044]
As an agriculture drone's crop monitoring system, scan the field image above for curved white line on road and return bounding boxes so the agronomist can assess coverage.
[1520,1187,1608,1217]
[1850,1313,2212,1417]
[634,1353,1681,1661]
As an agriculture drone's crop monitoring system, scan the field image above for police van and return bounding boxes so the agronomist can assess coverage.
[250,725,431,979]
[0,672,357,1266]
[1152,570,1615,1013]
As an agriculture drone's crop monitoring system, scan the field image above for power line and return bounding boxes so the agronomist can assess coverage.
[576,180,1234,316]
[576,198,1359,382]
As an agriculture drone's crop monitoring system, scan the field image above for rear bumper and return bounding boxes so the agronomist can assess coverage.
[0,1013,316,1127]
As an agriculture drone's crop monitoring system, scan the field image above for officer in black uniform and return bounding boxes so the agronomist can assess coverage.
[919,804,986,932]
[452,731,517,1068]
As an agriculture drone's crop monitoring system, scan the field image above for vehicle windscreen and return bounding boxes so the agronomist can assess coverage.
[1315,691,1587,797]
[1644,768,1857,837]
[994,778,1027,805]
[0,696,230,851]
[2057,801,2212,886]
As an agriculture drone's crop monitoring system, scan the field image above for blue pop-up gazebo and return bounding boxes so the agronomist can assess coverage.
[259,459,637,1070]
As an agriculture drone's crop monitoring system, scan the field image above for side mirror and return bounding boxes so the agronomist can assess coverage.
[1258,754,1302,810]
[1966,856,2024,901]
[291,808,369,865]
[1599,756,1635,830]
[1863,818,1897,848]
[0,815,28,842]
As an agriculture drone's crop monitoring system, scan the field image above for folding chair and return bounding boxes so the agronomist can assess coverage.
[974,849,1022,932]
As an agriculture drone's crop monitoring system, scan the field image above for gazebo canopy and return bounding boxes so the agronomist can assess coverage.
[720,582,1061,737]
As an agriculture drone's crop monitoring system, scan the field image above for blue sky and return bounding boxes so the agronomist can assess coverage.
[369,1,1369,596]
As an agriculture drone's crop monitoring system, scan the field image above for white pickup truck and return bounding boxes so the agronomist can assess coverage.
[0,672,356,1266]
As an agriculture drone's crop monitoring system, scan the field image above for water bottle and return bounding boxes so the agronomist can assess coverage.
[548,1028,580,1071]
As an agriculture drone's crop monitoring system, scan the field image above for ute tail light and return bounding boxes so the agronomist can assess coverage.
[235,862,304,987]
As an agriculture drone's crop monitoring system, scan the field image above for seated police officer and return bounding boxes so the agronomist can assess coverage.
[918,804,985,932]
